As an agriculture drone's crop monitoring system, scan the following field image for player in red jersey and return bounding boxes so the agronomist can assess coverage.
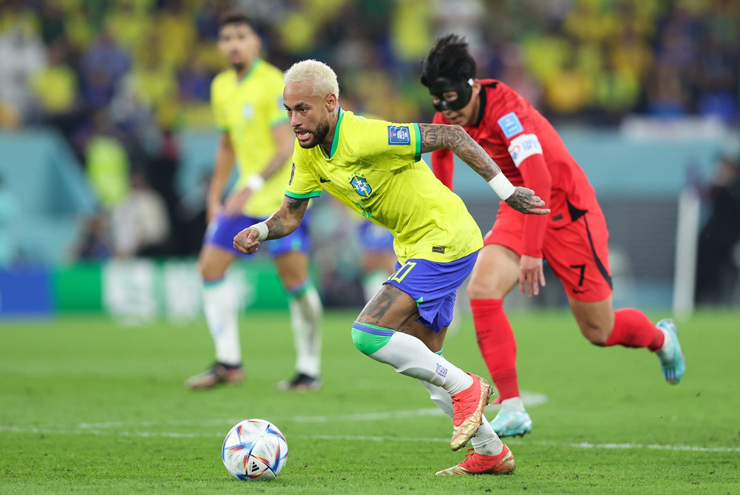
[421,35,686,437]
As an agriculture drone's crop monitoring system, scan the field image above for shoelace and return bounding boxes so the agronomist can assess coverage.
[460,448,482,469]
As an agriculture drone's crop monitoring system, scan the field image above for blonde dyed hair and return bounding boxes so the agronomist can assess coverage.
[284,59,340,98]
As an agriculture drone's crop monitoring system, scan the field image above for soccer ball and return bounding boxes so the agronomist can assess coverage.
[221,419,288,481]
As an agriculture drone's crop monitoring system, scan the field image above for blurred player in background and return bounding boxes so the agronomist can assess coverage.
[234,60,549,475]
[357,219,396,302]
[187,12,323,392]
[421,35,686,438]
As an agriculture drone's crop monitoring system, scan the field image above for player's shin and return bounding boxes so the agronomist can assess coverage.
[471,299,520,400]
[606,308,664,350]
[203,277,241,366]
[351,322,473,394]
[288,281,323,377]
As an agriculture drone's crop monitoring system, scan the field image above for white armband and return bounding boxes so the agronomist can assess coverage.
[245,174,266,192]
[488,174,515,200]
[252,222,269,241]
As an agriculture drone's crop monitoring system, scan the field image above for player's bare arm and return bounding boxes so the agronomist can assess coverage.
[233,195,309,254]
[207,132,236,222]
[419,124,500,180]
[418,124,549,216]
[223,122,295,216]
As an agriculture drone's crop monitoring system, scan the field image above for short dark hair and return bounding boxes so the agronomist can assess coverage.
[420,34,477,87]
[219,10,256,30]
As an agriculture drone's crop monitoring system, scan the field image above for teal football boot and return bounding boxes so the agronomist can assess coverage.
[656,318,686,384]
[490,397,532,438]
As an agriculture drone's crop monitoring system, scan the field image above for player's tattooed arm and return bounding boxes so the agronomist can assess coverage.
[233,196,308,254]
[504,188,549,215]
[419,124,500,181]
[264,196,309,240]
[419,124,549,215]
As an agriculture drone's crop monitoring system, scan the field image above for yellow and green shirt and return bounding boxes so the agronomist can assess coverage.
[210,59,291,217]
[286,108,482,263]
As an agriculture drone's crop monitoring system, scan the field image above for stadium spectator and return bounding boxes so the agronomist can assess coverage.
[80,31,129,109]
[695,154,740,305]
[0,10,46,122]
[70,213,113,262]
[111,173,171,258]
[30,39,78,117]
[84,117,131,209]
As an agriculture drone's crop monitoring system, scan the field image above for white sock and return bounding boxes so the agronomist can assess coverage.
[656,326,675,361]
[419,380,504,456]
[202,278,241,366]
[500,396,526,413]
[472,414,505,456]
[363,270,391,303]
[289,285,323,377]
[368,332,473,394]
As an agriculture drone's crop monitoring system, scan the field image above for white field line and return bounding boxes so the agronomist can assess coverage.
[1,424,738,453]
[66,390,548,430]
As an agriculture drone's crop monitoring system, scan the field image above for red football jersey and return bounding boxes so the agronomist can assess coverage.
[431,79,598,257]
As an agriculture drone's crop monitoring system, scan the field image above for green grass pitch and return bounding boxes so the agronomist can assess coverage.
[1,310,739,494]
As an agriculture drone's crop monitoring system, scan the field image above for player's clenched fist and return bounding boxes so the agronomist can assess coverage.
[505,186,550,215]
[233,228,261,254]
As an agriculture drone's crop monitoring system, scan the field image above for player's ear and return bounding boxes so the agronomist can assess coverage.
[325,93,337,113]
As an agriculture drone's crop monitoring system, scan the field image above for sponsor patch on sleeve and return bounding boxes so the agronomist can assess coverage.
[497,112,524,139]
[388,126,411,145]
[507,134,543,167]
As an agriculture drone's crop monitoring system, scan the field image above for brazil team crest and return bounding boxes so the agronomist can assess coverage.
[349,173,372,197]
[242,103,254,120]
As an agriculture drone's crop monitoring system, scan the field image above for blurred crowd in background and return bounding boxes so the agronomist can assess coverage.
[2,0,739,134]
[0,0,738,293]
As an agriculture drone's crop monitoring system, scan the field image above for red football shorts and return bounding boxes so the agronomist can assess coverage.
[484,202,613,302]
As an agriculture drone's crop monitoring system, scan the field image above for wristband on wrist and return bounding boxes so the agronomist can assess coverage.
[252,222,269,241]
[245,174,266,192]
[488,173,515,200]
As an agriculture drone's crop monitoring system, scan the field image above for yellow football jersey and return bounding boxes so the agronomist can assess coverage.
[211,59,291,217]
[286,108,482,263]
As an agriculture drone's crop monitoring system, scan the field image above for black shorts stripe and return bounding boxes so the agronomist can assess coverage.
[583,214,613,290]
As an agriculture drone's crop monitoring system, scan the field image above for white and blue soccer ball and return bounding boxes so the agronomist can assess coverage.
[221,419,288,481]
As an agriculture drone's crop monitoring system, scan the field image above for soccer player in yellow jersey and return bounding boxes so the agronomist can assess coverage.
[234,60,548,475]
[187,12,323,392]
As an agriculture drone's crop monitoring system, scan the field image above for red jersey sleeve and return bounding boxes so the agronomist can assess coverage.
[494,109,551,257]
[431,112,454,190]
[518,156,552,257]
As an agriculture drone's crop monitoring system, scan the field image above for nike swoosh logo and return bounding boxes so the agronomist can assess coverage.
[572,287,589,294]
[319,177,331,183]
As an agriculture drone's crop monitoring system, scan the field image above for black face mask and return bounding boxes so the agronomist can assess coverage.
[428,78,474,112]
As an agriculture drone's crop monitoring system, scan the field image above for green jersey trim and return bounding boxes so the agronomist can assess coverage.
[413,123,421,162]
[239,58,261,84]
[285,190,322,199]
[270,115,289,127]
[328,107,345,159]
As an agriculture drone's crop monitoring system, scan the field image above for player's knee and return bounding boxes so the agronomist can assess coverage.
[198,260,213,280]
[466,278,508,300]
[199,256,224,281]
[351,323,393,356]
